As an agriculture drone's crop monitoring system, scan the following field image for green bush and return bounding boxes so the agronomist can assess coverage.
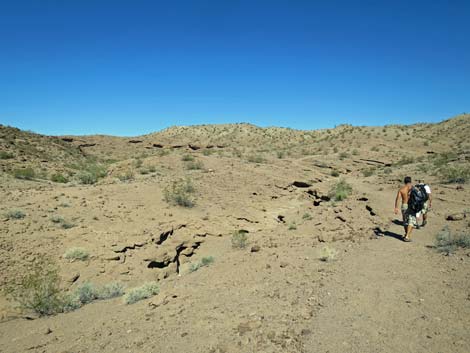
[13,168,35,180]
[435,226,470,254]
[328,180,352,201]
[51,215,75,229]
[0,151,14,159]
[231,231,248,249]
[98,282,125,299]
[164,178,196,207]
[77,172,97,185]
[302,213,312,220]
[439,166,469,184]
[339,152,349,160]
[5,209,26,220]
[124,282,160,304]
[50,173,68,183]
[5,259,64,316]
[77,164,107,184]
[190,256,215,272]
[64,247,89,261]
[362,168,375,177]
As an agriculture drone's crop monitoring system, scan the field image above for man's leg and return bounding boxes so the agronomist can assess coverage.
[422,213,427,226]
[404,225,413,240]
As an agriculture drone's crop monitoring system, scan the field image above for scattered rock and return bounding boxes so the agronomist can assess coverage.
[66,273,80,284]
[292,181,312,188]
[446,213,465,221]
[251,245,261,252]
[128,140,143,144]
[280,261,288,268]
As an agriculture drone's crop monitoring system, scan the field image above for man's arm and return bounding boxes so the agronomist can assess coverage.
[394,191,401,214]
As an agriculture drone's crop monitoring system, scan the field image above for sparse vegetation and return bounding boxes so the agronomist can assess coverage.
[231,230,248,249]
[288,222,297,230]
[13,167,36,180]
[163,178,196,207]
[181,154,195,162]
[331,170,340,177]
[185,160,204,170]
[117,169,135,181]
[51,215,75,229]
[5,209,26,220]
[0,151,14,159]
[124,282,160,304]
[319,246,338,262]
[247,154,265,163]
[362,168,375,177]
[63,247,89,261]
[434,226,470,254]
[328,179,352,201]
[302,213,312,220]
[5,258,64,316]
[76,164,107,184]
[190,256,215,272]
[339,152,349,160]
[50,173,69,183]
[439,165,469,184]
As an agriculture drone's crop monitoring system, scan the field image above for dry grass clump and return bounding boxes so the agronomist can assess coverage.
[435,226,470,254]
[63,247,89,261]
[190,256,215,272]
[5,209,26,220]
[231,230,248,249]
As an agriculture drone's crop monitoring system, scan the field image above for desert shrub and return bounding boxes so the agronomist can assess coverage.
[77,164,107,184]
[288,223,297,230]
[75,282,98,304]
[231,230,248,249]
[435,226,470,254]
[371,146,380,152]
[134,159,143,168]
[247,154,265,163]
[331,170,340,177]
[319,246,338,262]
[185,160,204,170]
[383,167,392,175]
[51,215,75,229]
[13,167,35,180]
[139,168,150,175]
[277,151,285,159]
[50,173,68,183]
[117,169,135,181]
[5,259,63,316]
[190,256,215,272]
[439,166,469,184]
[124,282,160,304]
[352,149,359,156]
[302,213,312,220]
[339,152,349,160]
[5,209,26,220]
[163,178,196,207]
[0,151,14,159]
[148,165,157,173]
[64,247,89,261]
[362,168,375,177]
[181,154,194,162]
[328,180,352,201]
[98,282,125,299]
[203,149,214,156]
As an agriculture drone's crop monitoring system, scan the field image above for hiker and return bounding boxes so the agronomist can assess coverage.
[416,181,432,228]
[394,176,416,241]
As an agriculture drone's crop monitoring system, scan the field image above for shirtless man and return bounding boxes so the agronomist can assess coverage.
[394,176,415,242]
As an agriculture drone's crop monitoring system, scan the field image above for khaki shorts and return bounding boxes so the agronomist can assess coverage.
[402,204,417,228]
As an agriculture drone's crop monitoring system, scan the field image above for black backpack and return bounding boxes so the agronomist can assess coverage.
[409,184,429,213]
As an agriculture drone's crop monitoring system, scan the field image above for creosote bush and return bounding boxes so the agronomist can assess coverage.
[163,178,196,207]
[328,179,352,201]
[124,282,159,304]
[50,173,68,183]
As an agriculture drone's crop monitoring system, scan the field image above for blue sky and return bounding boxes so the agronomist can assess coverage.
[1,0,469,136]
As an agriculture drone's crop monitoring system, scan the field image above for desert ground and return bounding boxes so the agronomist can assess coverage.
[0,114,469,353]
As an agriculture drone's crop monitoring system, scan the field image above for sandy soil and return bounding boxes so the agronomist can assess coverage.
[0,116,469,352]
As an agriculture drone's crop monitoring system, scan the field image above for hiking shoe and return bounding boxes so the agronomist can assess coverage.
[403,237,412,242]
[415,224,420,230]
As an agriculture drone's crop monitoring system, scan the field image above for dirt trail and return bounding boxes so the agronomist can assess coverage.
[304,180,470,353]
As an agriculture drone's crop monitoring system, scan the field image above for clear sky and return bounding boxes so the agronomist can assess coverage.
[1,0,469,136]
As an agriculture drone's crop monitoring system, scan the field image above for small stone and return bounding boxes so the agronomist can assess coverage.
[45,328,53,335]
[251,245,261,253]
[280,261,288,268]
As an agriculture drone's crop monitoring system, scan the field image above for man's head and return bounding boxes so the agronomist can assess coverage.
[404,176,412,185]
